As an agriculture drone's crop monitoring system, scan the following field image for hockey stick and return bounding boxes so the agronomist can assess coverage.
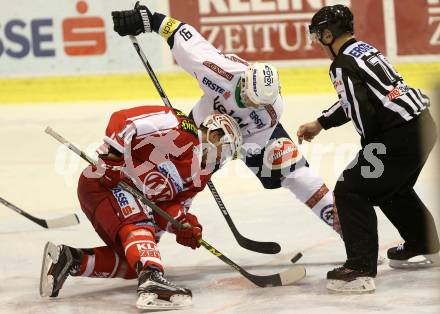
[0,197,79,229]
[44,127,305,287]
[129,35,281,254]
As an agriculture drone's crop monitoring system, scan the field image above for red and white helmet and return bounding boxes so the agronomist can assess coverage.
[201,113,242,160]
[240,62,280,108]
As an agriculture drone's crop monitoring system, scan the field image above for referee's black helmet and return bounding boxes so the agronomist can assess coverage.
[309,5,354,43]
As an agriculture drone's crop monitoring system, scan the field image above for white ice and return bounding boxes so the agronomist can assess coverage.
[0,95,439,314]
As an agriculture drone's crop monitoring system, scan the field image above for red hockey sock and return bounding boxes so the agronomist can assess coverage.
[76,246,137,279]
[119,224,164,273]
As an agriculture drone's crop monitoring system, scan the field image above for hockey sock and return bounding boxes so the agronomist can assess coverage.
[282,167,339,233]
[119,224,164,273]
[75,246,137,279]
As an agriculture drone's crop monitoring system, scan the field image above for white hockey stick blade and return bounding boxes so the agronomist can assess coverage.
[279,266,306,286]
[45,214,80,229]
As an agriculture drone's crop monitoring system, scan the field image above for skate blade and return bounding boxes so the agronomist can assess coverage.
[389,253,440,269]
[327,277,376,294]
[136,293,192,310]
[39,242,60,297]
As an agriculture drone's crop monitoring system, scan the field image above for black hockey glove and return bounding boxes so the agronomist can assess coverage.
[112,1,153,36]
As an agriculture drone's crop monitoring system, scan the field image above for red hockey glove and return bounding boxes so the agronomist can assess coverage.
[175,213,202,250]
[97,154,125,189]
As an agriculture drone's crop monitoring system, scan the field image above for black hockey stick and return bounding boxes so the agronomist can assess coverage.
[44,127,305,287]
[128,35,281,254]
[0,197,79,229]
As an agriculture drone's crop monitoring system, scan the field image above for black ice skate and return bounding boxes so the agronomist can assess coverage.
[326,264,376,293]
[388,243,440,269]
[39,241,83,297]
[136,268,192,310]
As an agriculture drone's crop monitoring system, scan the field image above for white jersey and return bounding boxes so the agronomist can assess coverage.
[171,24,283,149]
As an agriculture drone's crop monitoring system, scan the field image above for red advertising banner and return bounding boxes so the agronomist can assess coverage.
[395,0,440,56]
[169,0,386,61]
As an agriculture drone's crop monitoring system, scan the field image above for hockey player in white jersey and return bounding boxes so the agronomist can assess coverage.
[111,2,341,235]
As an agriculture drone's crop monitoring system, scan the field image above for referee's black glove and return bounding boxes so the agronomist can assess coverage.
[112,1,153,36]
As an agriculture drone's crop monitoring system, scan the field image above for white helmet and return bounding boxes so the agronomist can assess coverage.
[201,113,242,160]
[241,62,280,108]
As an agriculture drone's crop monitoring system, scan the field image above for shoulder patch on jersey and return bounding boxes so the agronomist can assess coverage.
[203,61,234,81]
[263,137,302,170]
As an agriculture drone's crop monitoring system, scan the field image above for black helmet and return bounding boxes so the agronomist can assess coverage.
[309,5,354,43]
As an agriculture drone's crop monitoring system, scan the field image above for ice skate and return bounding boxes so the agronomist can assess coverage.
[388,244,440,269]
[136,268,192,310]
[326,265,376,293]
[39,242,83,297]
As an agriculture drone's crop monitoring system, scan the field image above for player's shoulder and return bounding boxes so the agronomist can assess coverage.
[201,53,248,83]
[174,111,200,145]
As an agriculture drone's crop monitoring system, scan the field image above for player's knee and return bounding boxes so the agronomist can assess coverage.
[119,223,155,242]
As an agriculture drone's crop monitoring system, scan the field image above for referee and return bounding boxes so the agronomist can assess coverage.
[297,5,440,293]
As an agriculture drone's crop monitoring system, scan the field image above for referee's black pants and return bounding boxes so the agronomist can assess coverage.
[334,109,440,274]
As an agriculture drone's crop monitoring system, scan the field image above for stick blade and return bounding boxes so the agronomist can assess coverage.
[237,236,281,254]
[249,265,306,287]
[279,266,306,286]
[45,214,80,229]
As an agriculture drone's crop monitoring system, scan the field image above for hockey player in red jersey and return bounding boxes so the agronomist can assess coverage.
[40,106,242,310]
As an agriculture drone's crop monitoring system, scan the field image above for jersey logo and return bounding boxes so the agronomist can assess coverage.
[250,110,266,129]
[347,43,374,58]
[180,119,198,137]
[159,17,181,39]
[110,187,142,218]
[387,84,409,101]
[202,77,231,99]
[157,160,184,194]
[213,96,249,128]
[203,61,234,81]
[143,171,175,201]
[306,184,330,208]
[320,204,334,226]
[263,137,302,170]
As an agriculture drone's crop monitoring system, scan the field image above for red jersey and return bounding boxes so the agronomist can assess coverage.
[101,106,211,224]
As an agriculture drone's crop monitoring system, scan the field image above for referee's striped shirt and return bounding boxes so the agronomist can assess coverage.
[318,39,430,142]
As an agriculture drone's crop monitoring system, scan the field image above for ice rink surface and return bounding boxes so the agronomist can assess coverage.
[0,95,439,314]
